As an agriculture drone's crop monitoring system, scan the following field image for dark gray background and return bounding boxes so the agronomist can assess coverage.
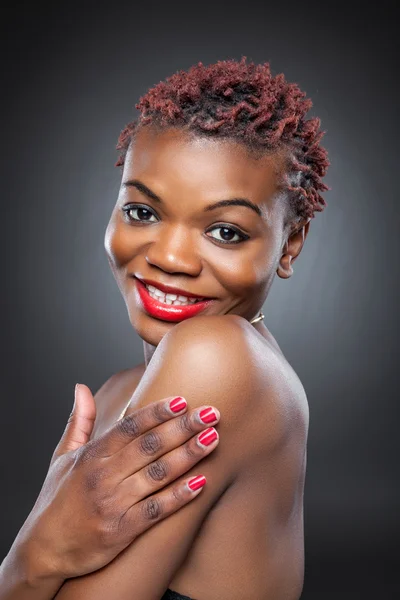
[1,2,398,598]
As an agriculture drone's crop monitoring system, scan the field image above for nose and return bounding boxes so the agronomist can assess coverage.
[145,225,202,276]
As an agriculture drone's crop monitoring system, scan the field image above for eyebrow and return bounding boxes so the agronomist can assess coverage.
[123,179,263,218]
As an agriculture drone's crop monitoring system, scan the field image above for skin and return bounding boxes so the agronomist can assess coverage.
[0,395,222,600]
[55,126,310,600]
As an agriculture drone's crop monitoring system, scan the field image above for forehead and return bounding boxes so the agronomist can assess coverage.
[123,126,286,206]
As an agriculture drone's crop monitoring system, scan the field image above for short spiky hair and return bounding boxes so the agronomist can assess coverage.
[116,57,329,221]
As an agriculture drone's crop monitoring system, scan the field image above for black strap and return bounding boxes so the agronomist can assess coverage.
[161,589,195,600]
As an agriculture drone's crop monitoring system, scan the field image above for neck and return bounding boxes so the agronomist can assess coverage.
[144,340,157,368]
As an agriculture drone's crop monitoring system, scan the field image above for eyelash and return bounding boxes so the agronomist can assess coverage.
[121,204,250,245]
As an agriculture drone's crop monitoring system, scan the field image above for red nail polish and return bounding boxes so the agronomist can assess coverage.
[188,475,206,491]
[169,397,187,413]
[199,407,218,424]
[198,427,218,446]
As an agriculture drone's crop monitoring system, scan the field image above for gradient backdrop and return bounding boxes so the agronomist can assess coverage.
[1,2,398,598]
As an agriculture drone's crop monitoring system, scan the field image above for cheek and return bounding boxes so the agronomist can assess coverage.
[104,218,139,268]
[211,239,277,294]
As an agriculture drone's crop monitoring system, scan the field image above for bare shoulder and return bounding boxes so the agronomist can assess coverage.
[91,314,308,449]
[145,314,309,455]
[166,314,307,404]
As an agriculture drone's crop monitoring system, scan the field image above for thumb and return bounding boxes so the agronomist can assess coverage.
[51,384,97,464]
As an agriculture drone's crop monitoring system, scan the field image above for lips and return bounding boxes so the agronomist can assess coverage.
[134,278,215,322]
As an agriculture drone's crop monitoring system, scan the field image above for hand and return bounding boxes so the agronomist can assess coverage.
[14,384,220,584]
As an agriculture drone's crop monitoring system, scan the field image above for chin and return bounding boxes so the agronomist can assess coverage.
[129,310,176,346]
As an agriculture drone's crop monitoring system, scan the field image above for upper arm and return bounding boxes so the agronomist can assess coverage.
[54,316,282,600]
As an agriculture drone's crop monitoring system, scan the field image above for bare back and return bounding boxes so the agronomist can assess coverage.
[92,328,309,600]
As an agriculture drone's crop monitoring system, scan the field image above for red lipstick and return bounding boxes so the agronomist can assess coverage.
[135,278,215,323]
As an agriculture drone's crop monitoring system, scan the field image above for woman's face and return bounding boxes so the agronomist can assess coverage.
[105,126,292,346]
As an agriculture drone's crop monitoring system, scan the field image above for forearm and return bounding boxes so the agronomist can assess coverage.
[53,492,211,600]
[0,543,64,600]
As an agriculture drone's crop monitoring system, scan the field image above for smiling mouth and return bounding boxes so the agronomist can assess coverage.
[144,283,205,306]
[135,278,215,322]
[135,275,213,303]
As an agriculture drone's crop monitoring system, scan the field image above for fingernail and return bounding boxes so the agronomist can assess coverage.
[197,427,218,447]
[199,407,218,424]
[169,396,187,413]
[188,475,207,491]
[73,384,80,408]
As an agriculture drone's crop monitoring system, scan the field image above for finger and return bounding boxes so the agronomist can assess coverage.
[117,427,219,508]
[90,396,188,457]
[51,384,96,464]
[118,473,207,543]
[114,406,220,480]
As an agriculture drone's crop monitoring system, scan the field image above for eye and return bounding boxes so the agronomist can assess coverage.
[121,206,248,246]
[122,204,158,223]
[206,225,249,245]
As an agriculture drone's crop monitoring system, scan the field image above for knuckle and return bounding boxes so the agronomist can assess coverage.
[152,401,167,424]
[184,440,201,460]
[145,459,168,482]
[139,431,162,456]
[176,413,194,436]
[171,484,184,504]
[74,443,97,467]
[93,490,115,519]
[97,516,119,545]
[142,497,162,521]
[113,512,133,544]
[116,413,141,439]
[83,466,105,492]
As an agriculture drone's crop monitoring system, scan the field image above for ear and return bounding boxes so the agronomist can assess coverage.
[277,219,311,279]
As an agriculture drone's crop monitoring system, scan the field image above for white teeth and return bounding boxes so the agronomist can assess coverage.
[145,284,162,297]
[145,284,205,306]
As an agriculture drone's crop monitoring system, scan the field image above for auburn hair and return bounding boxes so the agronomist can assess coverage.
[116,57,329,221]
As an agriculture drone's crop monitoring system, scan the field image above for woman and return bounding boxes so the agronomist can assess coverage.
[32,57,329,599]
